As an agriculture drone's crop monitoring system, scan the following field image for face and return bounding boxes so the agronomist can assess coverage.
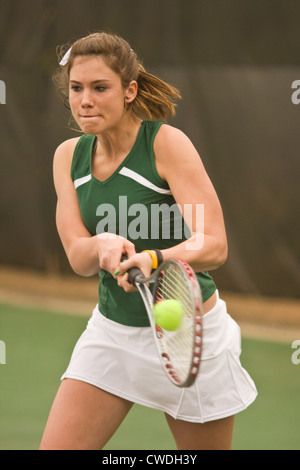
[69,56,137,134]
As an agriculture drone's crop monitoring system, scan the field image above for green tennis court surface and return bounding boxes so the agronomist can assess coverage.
[0,303,299,450]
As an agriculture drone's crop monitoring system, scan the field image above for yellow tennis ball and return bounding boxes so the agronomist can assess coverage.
[153,299,183,331]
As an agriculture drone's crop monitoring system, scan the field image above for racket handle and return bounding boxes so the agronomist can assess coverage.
[120,255,143,287]
[127,267,143,286]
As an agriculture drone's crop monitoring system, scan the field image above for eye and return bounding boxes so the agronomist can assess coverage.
[70,85,81,92]
[95,86,106,92]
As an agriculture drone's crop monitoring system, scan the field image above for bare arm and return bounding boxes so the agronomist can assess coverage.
[154,125,228,272]
[53,139,135,277]
[117,124,227,287]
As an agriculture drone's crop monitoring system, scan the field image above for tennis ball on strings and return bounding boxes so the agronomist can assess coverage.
[153,299,183,331]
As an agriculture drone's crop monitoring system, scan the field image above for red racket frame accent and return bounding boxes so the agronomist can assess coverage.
[154,259,203,387]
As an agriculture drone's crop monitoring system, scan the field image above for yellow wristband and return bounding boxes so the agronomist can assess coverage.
[142,250,158,269]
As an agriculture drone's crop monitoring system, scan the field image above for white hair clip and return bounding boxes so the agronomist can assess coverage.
[59,44,134,66]
[59,47,72,66]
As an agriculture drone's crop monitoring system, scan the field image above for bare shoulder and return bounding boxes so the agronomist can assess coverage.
[154,124,204,179]
[155,124,200,160]
[155,123,190,147]
[53,137,81,194]
[54,137,81,166]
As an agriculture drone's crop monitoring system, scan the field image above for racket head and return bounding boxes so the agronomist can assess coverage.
[151,259,203,387]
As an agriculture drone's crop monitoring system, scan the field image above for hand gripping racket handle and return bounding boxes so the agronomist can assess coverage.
[120,255,144,286]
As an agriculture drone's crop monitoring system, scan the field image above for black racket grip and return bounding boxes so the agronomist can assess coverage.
[127,267,143,286]
[120,255,143,286]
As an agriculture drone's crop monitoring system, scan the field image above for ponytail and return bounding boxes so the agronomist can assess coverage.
[132,65,181,121]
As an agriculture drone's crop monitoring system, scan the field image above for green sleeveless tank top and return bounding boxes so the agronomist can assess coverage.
[71,120,216,326]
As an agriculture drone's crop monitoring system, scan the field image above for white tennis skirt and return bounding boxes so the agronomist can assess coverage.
[61,292,257,423]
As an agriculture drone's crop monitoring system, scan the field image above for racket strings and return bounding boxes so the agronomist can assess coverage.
[156,266,195,381]
[157,269,193,310]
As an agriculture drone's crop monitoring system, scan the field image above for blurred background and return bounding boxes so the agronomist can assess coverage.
[0,0,300,451]
[0,0,299,298]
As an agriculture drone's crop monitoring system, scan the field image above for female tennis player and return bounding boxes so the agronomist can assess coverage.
[40,32,257,450]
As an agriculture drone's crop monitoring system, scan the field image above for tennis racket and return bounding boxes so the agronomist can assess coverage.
[122,256,203,388]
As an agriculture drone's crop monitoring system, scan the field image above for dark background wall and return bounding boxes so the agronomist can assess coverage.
[0,0,299,297]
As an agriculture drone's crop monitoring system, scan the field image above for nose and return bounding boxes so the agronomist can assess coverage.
[80,88,94,107]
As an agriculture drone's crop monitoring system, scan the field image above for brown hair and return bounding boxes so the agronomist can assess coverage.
[53,32,181,121]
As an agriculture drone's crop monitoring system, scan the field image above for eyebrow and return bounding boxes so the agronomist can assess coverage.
[69,79,111,85]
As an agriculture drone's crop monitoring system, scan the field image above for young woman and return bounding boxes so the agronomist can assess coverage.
[40,32,257,450]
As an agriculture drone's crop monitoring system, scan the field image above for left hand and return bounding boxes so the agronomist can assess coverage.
[115,252,153,292]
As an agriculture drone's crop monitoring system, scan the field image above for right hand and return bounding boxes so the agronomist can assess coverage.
[96,233,136,277]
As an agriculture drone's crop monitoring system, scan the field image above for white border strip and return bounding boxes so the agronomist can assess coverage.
[119,167,172,195]
[74,174,92,189]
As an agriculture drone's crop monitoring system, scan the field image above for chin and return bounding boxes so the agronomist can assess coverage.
[79,122,102,134]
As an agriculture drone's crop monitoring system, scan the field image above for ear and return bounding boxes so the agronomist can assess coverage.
[125,80,138,104]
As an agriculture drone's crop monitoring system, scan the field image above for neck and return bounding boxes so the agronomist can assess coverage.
[96,115,142,161]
